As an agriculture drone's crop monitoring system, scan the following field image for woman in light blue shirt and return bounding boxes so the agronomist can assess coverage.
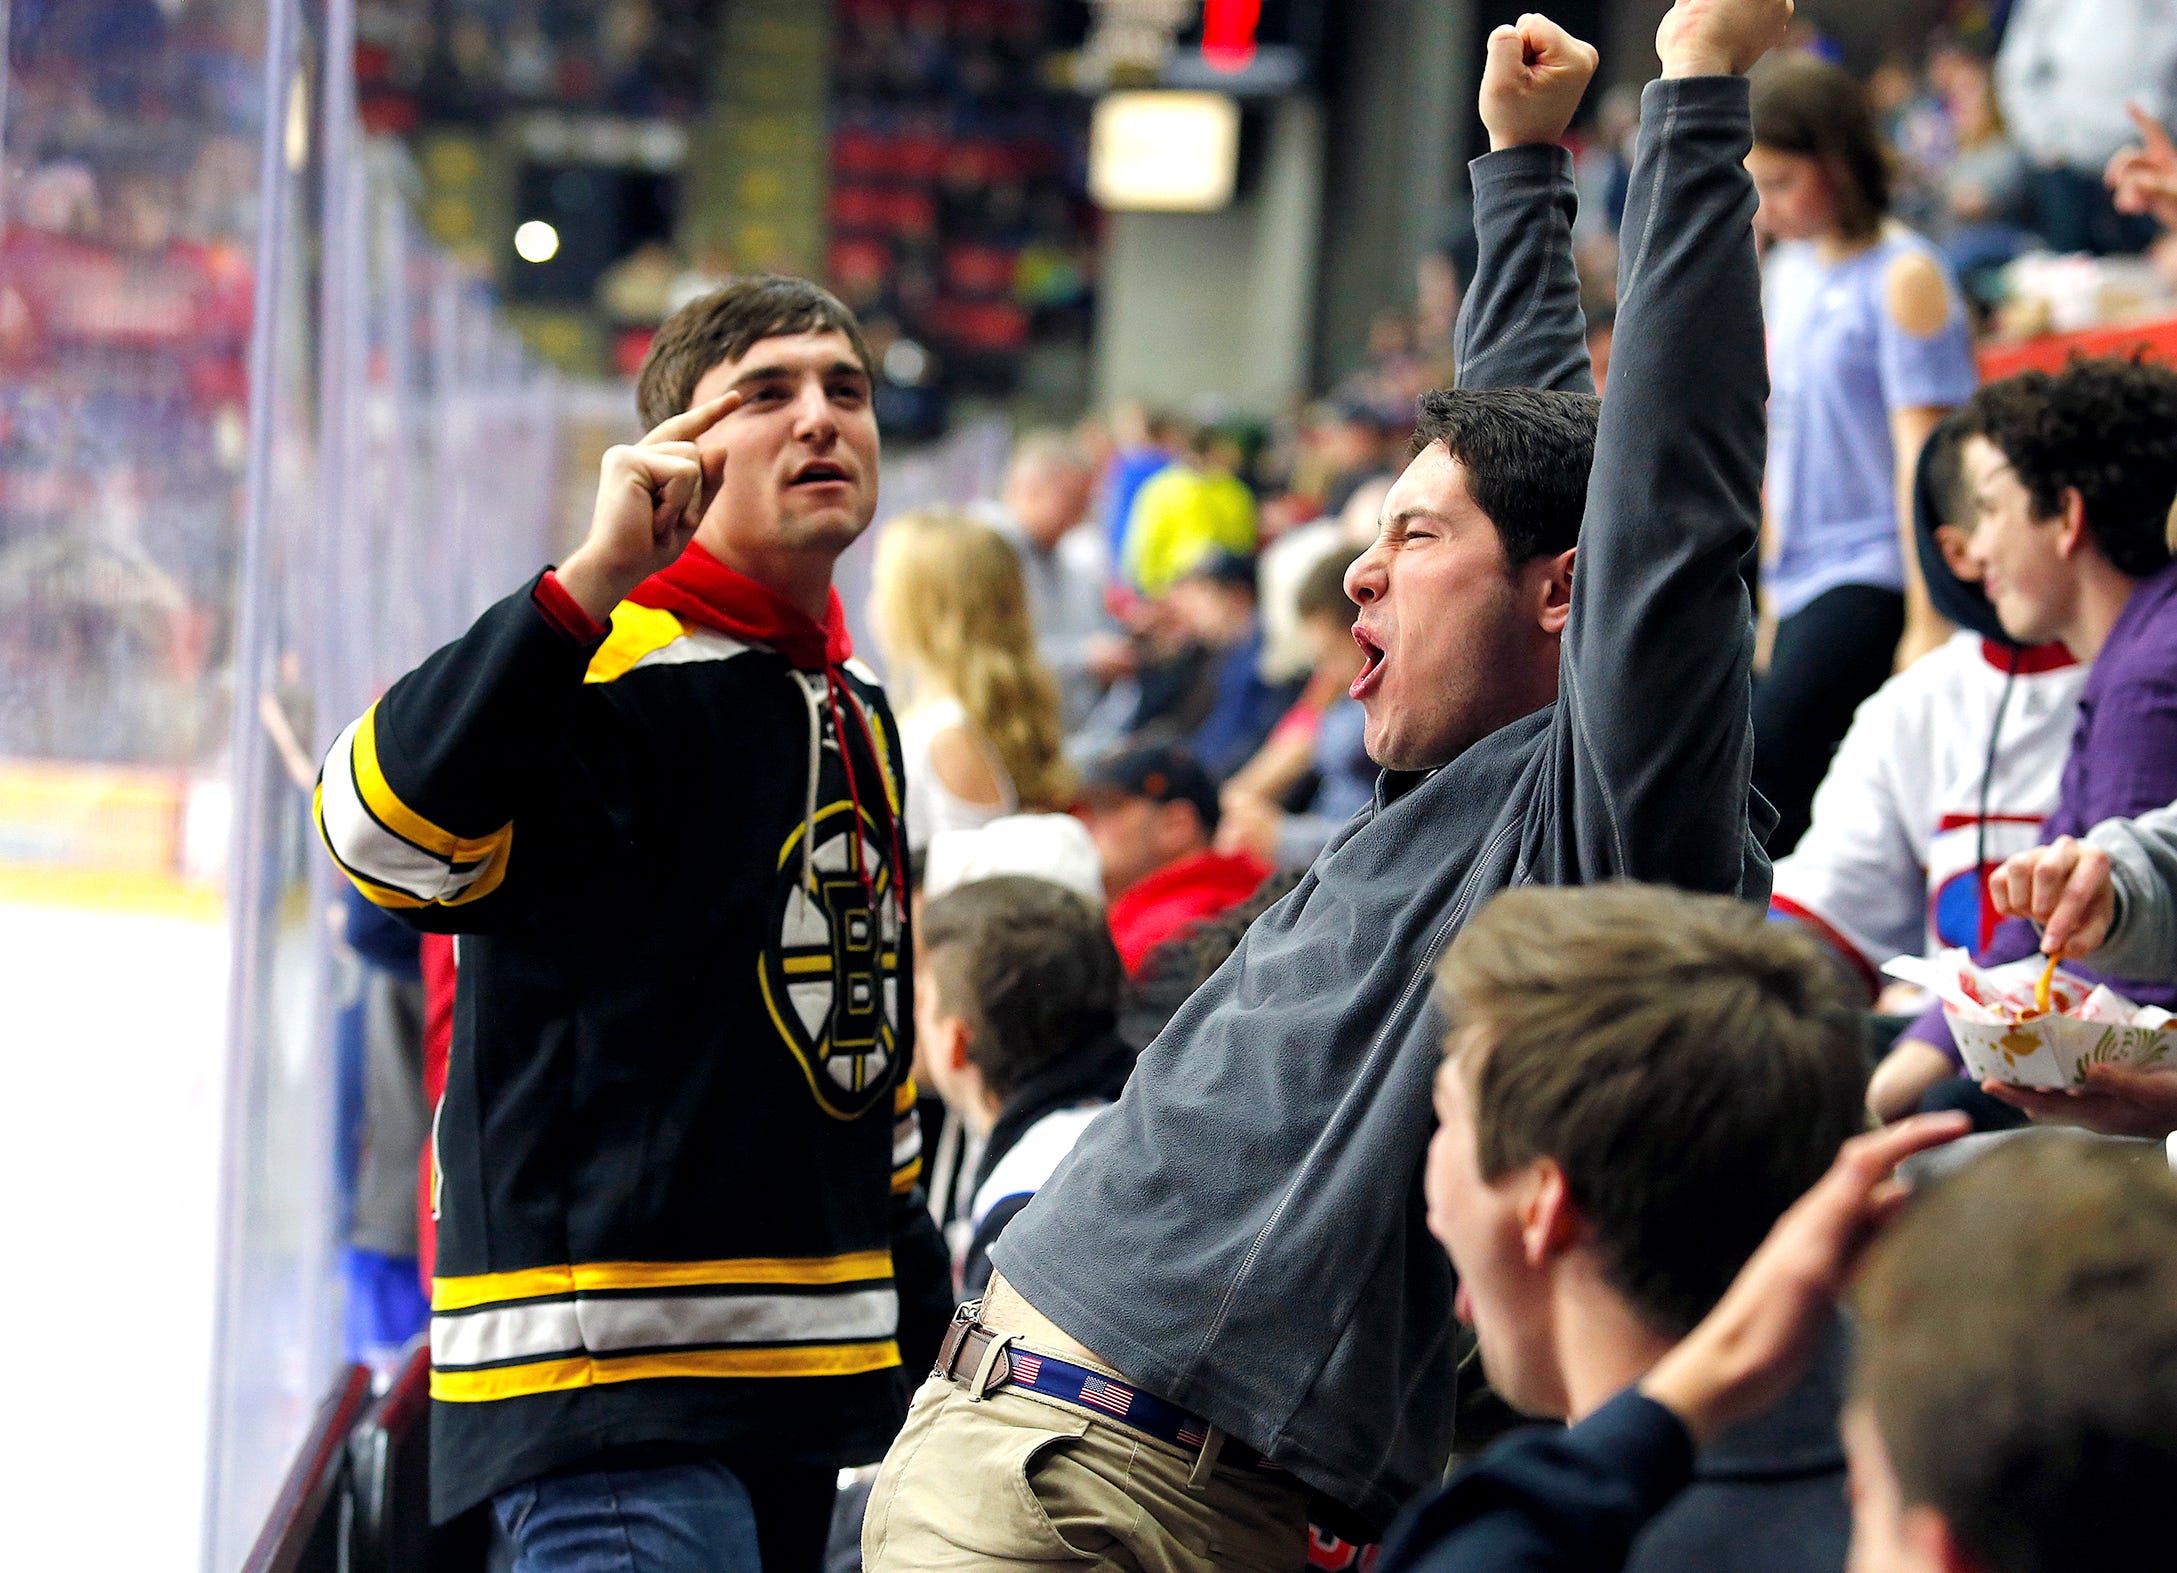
[1749,57,1980,855]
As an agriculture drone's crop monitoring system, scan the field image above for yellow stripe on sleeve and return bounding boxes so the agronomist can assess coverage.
[351,705,512,865]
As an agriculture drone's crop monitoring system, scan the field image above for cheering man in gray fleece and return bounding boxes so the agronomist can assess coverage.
[863,2,1789,1566]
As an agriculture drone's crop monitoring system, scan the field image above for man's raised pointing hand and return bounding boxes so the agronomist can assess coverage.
[559,390,741,623]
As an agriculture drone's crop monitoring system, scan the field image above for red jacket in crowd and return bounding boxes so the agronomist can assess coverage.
[1108,848,1272,977]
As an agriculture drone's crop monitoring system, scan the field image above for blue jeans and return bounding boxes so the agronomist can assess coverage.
[493,1458,763,1573]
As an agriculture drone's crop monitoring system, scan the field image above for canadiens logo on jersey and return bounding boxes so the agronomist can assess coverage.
[759,800,903,1120]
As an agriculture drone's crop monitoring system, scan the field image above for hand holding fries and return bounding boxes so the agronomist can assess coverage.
[1988,835,2118,961]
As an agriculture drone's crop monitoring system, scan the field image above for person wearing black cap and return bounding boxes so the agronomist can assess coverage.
[1075,742,1270,976]
[1317,396,1410,519]
[1769,412,2085,1055]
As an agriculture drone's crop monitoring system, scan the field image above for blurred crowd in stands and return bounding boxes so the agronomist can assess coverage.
[827,0,1096,412]
[0,0,263,763]
[1553,0,2177,357]
[355,0,714,127]
[360,0,1099,416]
[25,0,2177,770]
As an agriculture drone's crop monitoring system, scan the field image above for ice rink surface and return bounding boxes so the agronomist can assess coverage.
[3,897,227,1566]
[2,891,335,1570]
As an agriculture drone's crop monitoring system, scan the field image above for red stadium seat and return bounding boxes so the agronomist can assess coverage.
[942,242,1018,297]
[831,129,893,179]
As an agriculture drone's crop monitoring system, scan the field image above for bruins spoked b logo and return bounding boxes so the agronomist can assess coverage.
[759,802,901,1119]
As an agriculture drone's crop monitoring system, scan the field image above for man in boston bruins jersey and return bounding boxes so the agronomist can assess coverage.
[317,277,950,1572]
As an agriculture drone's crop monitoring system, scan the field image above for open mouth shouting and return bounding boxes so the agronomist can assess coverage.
[1352,622,1387,700]
[787,457,854,492]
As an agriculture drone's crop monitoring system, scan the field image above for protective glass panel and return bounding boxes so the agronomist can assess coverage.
[0,5,566,1566]
[0,4,285,1567]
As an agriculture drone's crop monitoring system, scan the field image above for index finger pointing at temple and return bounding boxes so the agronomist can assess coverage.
[2130,102,2176,159]
[640,389,743,447]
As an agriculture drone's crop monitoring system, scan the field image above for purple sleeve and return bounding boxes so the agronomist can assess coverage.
[1875,248,1977,412]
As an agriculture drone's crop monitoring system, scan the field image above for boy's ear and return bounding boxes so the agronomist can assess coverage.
[1519,1157,1585,1268]
[1931,523,1978,582]
[2054,485,2090,560]
[941,1015,972,1073]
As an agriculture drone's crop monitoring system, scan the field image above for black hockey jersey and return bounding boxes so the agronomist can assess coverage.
[316,565,950,1521]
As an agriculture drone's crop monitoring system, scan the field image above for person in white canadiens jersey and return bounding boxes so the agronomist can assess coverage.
[1770,413,2085,1087]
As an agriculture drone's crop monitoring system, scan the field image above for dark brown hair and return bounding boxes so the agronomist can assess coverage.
[921,876,1121,1103]
[1411,386,1600,566]
[1436,882,1867,1337]
[635,275,875,429]
[1854,1138,2177,1573]
[1751,54,1890,242]
[1963,356,2177,579]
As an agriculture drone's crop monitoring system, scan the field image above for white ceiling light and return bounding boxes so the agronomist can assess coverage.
[1089,91,1241,212]
[514,220,561,263]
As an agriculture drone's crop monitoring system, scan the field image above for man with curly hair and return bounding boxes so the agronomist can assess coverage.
[1872,353,2177,1118]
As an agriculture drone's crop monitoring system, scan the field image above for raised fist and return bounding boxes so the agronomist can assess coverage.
[558,391,739,622]
[1657,0,1794,80]
[1480,14,1600,153]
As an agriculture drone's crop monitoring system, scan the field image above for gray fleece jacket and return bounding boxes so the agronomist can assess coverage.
[991,77,1772,1533]
[2083,806,2177,980]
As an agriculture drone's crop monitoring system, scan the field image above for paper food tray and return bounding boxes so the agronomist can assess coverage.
[1882,951,2177,1091]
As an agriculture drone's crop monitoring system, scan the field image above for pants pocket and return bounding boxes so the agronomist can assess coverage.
[868,1384,1098,1567]
[1016,1425,1117,1561]
[490,1481,537,1544]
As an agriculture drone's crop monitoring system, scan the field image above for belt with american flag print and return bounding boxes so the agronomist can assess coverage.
[934,1306,1285,1473]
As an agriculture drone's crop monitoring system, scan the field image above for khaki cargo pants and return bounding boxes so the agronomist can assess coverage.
[862,1352,1312,1573]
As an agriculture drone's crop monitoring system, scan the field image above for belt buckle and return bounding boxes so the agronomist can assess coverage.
[935,1301,981,1380]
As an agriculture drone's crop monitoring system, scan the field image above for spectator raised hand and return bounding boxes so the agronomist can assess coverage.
[2107,103,2177,233]
[1637,1111,1968,1444]
[557,391,739,622]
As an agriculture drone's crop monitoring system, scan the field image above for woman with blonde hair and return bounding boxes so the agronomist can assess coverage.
[872,509,1075,853]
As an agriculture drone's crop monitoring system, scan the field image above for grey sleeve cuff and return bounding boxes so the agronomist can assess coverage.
[1637,71,1754,139]
[1467,141,1576,197]
[2084,815,2177,983]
